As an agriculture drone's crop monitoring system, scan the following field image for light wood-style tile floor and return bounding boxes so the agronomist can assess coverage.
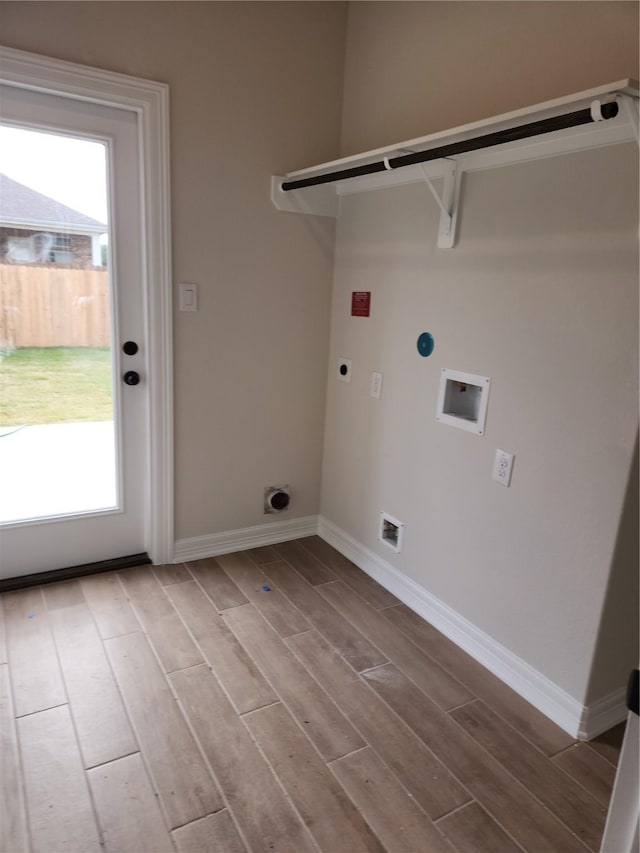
[0,536,625,853]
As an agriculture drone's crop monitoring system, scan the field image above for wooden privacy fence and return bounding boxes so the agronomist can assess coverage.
[0,264,110,347]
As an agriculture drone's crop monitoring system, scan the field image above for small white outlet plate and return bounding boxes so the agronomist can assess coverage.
[337,358,352,382]
[179,282,198,312]
[370,371,383,399]
[492,449,514,486]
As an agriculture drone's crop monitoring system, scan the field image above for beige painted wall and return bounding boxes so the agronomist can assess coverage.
[341,1,639,154]
[324,1,639,705]
[322,148,638,703]
[0,1,347,539]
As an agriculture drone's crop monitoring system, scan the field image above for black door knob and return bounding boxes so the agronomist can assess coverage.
[123,341,139,355]
[123,371,140,386]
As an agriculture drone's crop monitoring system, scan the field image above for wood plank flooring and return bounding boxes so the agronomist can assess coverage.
[0,535,624,853]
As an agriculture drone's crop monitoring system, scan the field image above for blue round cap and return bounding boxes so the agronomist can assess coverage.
[417,332,434,357]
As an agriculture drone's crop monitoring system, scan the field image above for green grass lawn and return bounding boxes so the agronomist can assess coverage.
[0,347,113,425]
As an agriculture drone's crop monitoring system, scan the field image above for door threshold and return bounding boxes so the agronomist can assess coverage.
[0,553,151,593]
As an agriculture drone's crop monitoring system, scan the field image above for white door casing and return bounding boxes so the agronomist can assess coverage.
[600,673,640,853]
[0,46,173,575]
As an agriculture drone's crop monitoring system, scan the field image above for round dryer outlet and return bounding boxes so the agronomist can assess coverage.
[264,486,290,513]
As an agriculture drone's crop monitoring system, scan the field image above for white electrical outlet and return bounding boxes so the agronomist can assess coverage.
[370,371,383,399]
[492,449,514,486]
[337,358,352,382]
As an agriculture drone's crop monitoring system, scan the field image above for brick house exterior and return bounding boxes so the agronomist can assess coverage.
[0,227,98,268]
[0,173,107,269]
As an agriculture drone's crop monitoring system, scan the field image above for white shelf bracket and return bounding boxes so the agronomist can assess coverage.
[420,162,461,249]
[618,93,640,143]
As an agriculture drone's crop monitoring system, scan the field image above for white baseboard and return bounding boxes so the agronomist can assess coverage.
[578,688,628,741]
[174,514,319,563]
[318,515,627,740]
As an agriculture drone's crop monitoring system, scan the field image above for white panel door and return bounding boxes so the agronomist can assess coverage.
[0,84,148,578]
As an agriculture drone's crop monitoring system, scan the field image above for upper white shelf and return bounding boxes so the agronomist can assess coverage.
[271,80,639,230]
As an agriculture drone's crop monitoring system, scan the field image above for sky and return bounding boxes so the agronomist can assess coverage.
[0,124,109,224]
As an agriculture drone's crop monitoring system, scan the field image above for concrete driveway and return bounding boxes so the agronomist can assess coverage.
[0,421,116,523]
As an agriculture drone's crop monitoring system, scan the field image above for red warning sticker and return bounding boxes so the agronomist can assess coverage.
[351,291,371,317]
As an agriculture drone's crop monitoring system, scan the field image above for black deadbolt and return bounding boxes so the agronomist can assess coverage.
[123,371,140,386]
[123,341,139,356]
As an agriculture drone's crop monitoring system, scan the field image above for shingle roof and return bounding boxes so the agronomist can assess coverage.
[0,173,107,232]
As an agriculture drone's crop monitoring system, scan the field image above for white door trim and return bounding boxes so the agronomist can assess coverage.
[600,711,639,852]
[0,45,174,564]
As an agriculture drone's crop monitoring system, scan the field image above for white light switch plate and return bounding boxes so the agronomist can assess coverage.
[492,449,514,486]
[370,371,383,399]
[179,282,198,312]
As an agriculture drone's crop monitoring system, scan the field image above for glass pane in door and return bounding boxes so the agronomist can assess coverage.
[0,124,116,523]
